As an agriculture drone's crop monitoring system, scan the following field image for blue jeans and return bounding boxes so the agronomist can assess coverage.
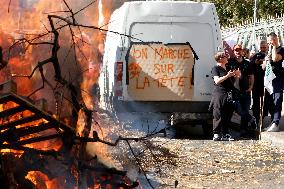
[271,77,284,124]
[270,92,283,125]
[235,91,252,130]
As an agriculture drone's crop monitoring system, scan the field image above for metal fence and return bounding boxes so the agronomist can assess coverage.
[221,15,284,51]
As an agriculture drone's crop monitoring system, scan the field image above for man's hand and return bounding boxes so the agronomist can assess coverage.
[246,88,253,92]
[227,70,236,77]
[265,54,271,62]
[255,59,264,64]
[234,68,241,78]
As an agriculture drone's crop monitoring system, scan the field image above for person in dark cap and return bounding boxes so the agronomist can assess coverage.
[227,44,255,137]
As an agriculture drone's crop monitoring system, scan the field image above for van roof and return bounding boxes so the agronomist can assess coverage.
[108,1,220,41]
[116,1,216,18]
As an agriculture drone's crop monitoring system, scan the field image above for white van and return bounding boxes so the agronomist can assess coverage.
[98,1,222,130]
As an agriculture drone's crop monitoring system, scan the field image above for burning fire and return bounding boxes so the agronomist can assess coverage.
[0,0,131,188]
[25,171,66,189]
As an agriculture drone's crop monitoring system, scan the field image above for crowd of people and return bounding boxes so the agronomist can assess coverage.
[210,32,284,141]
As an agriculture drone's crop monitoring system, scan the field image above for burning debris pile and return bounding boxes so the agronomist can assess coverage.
[0,0,142,188]
[0,80,139,189]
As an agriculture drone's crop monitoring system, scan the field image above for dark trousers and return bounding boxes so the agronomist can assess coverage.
[252,90,271,125]
[212,93,234,135]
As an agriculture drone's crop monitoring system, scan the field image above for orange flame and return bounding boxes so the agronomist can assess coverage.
[25,171,65,189]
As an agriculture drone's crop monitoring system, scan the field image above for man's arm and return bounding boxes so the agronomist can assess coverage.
[247,74,254,92]
[271,46,283,62]
[247,61,254,92]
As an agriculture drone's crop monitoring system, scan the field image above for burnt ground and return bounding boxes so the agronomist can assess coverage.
[94,112,284,189]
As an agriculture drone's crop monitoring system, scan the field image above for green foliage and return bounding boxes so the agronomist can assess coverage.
[191,0,284,27]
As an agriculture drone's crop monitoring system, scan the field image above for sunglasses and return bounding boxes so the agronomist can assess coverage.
[234,48,242,51]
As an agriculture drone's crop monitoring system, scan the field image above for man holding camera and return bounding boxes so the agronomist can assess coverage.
[250,40,270,127]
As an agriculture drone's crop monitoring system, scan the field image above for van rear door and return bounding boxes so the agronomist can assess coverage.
[124,22,215,101]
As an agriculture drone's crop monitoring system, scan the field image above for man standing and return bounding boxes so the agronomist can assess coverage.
[250,40,270,126]
[264,32,284,132]
[227,44,255,136]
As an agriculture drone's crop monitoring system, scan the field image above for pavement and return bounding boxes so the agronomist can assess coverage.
[260,100,284,148]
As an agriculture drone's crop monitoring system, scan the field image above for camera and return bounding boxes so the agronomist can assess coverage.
[256,53,265,59]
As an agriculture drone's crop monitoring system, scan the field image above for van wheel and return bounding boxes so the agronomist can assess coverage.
[202,122,213,138]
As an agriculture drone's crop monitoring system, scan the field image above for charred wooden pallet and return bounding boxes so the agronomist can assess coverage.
[0,81,74,151]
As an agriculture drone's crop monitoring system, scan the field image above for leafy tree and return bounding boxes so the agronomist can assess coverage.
[192,0,284,27]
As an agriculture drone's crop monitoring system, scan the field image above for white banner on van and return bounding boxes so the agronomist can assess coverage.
[127,43,195,101]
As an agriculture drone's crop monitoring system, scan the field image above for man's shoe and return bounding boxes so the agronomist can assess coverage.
[262,116,272,129]
[213,134,221,141]
[267,123,280,132]
[248,116,257,130]
[222,134,235,141]
[239,129,249,138]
